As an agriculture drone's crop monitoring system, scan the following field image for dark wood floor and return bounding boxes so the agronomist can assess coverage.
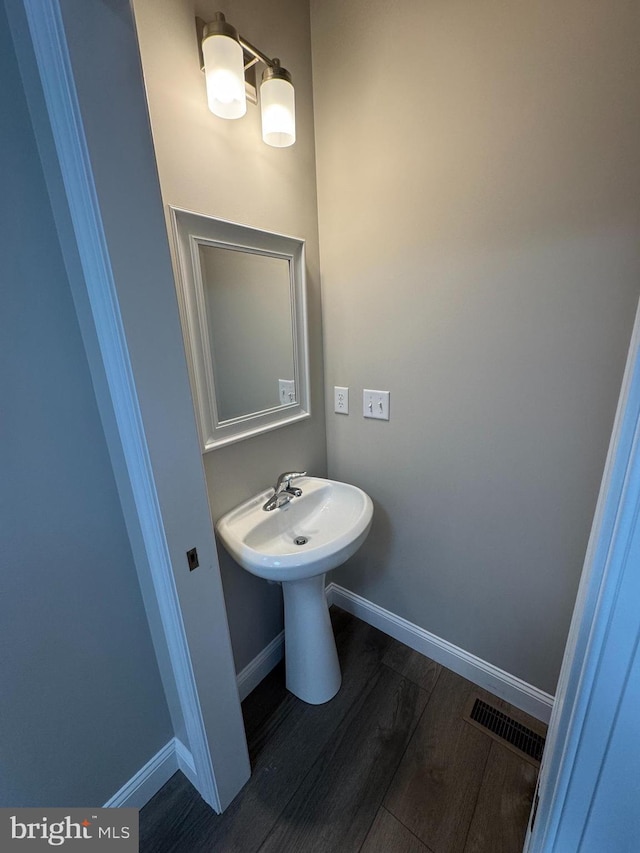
[140,607,541,853]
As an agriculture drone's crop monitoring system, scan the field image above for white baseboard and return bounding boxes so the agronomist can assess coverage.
[103,584,552,811]
[104,630,287,810]
[174,737,199,792]
[326,583,554,723]
[236,630,285,701]
[104,738,188,808]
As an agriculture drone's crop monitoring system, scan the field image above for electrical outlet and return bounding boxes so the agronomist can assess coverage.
[334,386,349,414]
[278,379,296,405]
[363,389,390,420]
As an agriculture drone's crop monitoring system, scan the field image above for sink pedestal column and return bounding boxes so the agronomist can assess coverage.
[282,572,341,704]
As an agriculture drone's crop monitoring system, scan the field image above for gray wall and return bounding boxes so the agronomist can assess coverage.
[0,1,172,806]
[131,0,327,672]
[311,0,640,694]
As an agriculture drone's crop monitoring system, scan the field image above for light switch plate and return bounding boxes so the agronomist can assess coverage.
[334,386,349,414]
[363,389,390,420]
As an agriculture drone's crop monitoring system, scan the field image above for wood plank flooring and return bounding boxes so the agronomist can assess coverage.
[140,608,542,853]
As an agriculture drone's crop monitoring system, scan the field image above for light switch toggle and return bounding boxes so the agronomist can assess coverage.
[363,389,390,420]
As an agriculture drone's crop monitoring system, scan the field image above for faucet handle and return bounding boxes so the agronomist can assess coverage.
[275,471,307,491]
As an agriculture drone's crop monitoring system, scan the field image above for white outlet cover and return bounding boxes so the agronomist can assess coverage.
[334,386,349,414]
[278,379,296,405]
[363,389,390,420]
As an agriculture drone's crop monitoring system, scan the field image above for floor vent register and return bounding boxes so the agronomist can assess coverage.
[465,697,546,765]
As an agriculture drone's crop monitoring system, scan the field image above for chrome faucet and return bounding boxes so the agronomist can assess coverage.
[262,471,307,511]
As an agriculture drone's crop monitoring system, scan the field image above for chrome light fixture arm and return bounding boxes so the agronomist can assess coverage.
[237,35,272,70]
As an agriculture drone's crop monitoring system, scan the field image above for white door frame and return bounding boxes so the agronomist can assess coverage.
[10,0,250,812]
[525,298,640,850]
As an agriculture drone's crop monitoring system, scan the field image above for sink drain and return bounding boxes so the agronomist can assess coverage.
[294,536,308,546]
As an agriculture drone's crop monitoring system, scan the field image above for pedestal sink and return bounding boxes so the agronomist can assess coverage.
[215,477,373,704]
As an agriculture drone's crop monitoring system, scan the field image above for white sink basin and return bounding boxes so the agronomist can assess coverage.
[215,476,373,704]
[215,476,373,582]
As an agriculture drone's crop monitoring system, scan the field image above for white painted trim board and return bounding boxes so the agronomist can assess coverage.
[524,298,640,851]
[236,630,285,701]
[326,583,554,723]
[103,738,191,809]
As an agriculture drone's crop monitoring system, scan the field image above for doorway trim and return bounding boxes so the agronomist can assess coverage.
[15,0,250,812]
[525,299,640,850]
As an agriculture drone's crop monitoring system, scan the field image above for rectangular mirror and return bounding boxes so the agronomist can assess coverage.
[170,208,310,450]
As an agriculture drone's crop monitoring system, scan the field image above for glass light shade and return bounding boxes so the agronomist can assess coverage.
[203,34,246,119]
[260,77,296,147]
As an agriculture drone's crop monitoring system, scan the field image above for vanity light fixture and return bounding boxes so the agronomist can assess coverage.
[198,12,296,148]
[201,13,246,119]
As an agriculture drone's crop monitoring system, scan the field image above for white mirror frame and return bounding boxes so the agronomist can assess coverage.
[170,207,310,451]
